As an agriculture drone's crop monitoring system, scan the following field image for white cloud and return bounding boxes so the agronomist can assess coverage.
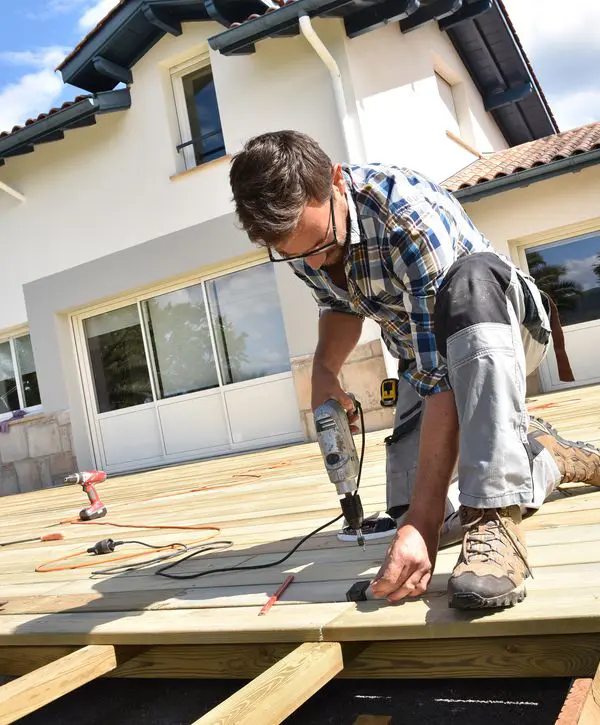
[78,0,120,31]
[502,0,600,130]
[0,47,67,70]
[564,256,600,291]
[0,47,68,133]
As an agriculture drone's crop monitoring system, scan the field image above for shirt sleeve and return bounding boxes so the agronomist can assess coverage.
[386,199,456,397]
[289,264,364,319]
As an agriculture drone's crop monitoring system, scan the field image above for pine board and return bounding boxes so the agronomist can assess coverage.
[0,385,597,671]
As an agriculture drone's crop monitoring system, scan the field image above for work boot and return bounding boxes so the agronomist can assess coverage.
[528,416,600,486]
[448,506,532,610]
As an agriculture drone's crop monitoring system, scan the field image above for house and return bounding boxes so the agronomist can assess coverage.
[0,0,558,492]
[444,122,600,394]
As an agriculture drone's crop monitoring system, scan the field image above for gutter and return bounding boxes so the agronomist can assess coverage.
[207,0,353,55]
[0,89,131,162]
[298,14,365,163]
[453,148,600,203]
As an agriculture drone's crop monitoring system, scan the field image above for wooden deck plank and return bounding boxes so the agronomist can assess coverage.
[0,385,596,656]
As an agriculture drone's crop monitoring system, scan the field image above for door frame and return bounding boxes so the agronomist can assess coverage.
[510,217,600,393]
[70,251,301,470]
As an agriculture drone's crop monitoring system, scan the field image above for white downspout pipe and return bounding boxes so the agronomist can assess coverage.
[298,14,365,164]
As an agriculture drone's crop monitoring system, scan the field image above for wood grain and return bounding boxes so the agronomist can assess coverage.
[577,661,600,724]
[0,645,121,724]
[191,642,344,725]
[0,385,595,676]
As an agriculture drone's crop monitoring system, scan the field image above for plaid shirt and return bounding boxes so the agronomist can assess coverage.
[290,163,494,397]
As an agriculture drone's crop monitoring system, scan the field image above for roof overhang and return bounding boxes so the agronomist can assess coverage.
[57,0,266,92]
[207,0,557,145]
[453,148,600,203]
[0,90,131,165]
[55,0,557,147]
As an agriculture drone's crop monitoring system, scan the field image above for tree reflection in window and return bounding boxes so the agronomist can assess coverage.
[526,235,600,327]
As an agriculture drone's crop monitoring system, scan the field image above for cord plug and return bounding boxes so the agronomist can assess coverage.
[87,538,120,555]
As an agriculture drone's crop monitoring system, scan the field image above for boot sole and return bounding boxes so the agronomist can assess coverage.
[449,581,527,610]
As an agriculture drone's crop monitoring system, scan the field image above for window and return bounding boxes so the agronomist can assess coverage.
[83,263,292,414]
[206,264,292,385]
[0,333,41,416]
[525,232,600,327]
[84,306,153,414]
[435,71,459,134]
[172,56,225,171]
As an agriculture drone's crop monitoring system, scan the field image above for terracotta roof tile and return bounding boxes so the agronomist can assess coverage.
[444,121,600,192]
[0,96,91,139]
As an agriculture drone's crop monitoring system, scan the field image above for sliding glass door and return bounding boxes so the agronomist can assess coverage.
[79,263,302,471]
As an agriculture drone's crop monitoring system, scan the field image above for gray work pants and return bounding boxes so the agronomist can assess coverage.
[386,252,561,514]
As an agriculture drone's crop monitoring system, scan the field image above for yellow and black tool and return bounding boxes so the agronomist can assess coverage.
[380,378,398,407]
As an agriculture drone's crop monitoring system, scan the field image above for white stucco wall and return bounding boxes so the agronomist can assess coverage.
[0,13,512,396]
[345,22,508,182]
[0,19,350,332]
[462,165,600,258]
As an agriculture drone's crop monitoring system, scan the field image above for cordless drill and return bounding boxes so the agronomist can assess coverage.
[314,398,365,549]
[64,470,108,521]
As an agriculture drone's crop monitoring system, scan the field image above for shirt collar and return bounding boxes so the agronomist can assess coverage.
[343,168,362,247]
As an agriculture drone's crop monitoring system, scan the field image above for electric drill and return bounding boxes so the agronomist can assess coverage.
[314,398,365,549]
[63,470,108,521]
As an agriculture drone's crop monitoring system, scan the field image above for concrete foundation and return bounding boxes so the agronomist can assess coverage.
[0,412,77,497]
[291,339,395,441]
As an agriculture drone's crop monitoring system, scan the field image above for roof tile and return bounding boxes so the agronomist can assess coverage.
[444,121,600,192]
[0,96,91,139]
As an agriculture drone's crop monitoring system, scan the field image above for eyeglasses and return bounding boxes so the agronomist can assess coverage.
[268,196,340,263]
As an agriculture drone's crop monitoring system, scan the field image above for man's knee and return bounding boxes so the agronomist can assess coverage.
[434,252,513,357]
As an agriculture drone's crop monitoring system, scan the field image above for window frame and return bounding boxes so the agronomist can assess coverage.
[434,70,460,135]
[170,52,225,172]
[0,328,42,421]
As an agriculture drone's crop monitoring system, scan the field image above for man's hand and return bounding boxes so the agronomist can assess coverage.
[311,361,358,430]
[369,517,441,602]
[368,390,459,602]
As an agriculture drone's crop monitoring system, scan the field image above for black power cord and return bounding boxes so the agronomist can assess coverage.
[91,401,366,581]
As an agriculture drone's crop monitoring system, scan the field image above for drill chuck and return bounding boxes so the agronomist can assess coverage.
[340,492,364,532]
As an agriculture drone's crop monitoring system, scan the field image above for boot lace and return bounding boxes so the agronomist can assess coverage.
[462,510,533,579]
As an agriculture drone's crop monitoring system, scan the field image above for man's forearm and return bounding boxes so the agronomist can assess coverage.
[313,311,363,375]
[407,389,459,527]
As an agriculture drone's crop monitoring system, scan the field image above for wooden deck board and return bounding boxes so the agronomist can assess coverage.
[0,385,598,663]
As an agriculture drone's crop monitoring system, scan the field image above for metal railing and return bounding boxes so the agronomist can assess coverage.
[176,129,225,164]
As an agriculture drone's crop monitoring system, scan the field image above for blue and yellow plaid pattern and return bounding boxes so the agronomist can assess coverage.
[290,163,494,397]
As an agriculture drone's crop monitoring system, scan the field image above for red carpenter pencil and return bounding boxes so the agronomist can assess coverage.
[258,575,294,615]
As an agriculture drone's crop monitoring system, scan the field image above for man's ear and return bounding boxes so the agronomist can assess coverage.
[332,163,346,194]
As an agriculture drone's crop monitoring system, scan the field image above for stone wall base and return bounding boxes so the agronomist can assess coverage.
[291,340,395,441]
[0,411,77,497]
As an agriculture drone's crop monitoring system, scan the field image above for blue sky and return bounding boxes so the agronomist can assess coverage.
[0,0,599,134]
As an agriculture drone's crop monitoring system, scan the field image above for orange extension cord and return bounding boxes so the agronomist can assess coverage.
[35,459,292,573]
[35,522,222,573]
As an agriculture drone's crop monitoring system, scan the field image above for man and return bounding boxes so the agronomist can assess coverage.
[229,130,600,610]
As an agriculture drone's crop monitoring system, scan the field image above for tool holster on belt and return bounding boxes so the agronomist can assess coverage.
[541,292,575,383]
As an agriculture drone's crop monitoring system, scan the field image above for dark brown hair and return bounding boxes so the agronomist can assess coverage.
[229,130,333,247]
